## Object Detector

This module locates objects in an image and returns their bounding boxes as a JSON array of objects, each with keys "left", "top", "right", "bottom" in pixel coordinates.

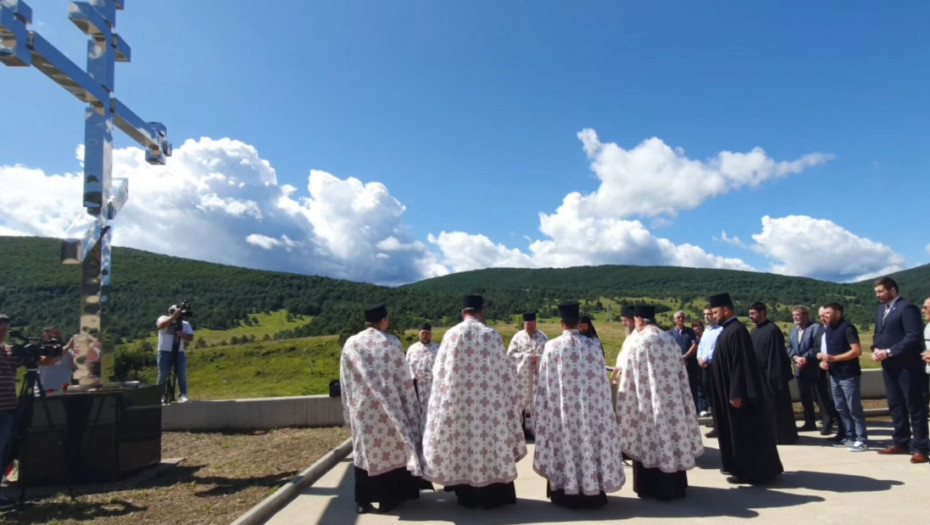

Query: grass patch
[{"left": 110, "top": 301, "right": 881, "bottom": 401}]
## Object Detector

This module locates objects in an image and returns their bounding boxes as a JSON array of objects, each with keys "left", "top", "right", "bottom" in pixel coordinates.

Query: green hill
[
  {"left": 3, "top": 235, "right": 928, "bottom": 343},
  {"left": 0, "top": 236, "right": 391, "bottom": 340}
]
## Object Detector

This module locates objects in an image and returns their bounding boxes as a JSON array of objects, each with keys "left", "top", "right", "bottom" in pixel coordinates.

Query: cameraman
[
  {"left": 0, "top": 315, "right": 23, "bottom": 509},
  {"left": 38, "top": 326, "right": 76, "bottom": 393},
  {"left": 156, "top": 305, "right": 194, "bottom": 403}
]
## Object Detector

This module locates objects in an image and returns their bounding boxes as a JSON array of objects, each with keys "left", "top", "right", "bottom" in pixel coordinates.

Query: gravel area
[{"left": 0, "top": 427, "right": 349, "bottom": 524}]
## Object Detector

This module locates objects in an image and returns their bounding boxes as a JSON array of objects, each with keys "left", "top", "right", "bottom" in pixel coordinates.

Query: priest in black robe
[
  {"left": 707, "top": 293, "right": 783, "bottom": 485},
  {"left": 748, "top": 302, "right": 799, "bottom": 444}
]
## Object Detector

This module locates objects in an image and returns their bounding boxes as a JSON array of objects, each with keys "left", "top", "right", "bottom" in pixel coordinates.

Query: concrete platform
[{"left": 264, "top": 420, "right": 928, "bottom": 525}]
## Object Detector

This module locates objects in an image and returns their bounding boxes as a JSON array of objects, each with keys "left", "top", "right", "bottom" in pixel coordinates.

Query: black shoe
[
  {"left": 820, "top": 419, "right": 836, "bottom": 436},
  {"left": 720, "top": 469, "right": 731, "bottom": 475},
  {"left": 726, "top": 475, "right": 749, "bottom": 484},
  {"left": 377, "top": 499, "right": 402, "bottom": 513},
  {"left": 798, "top": 423, "right": 817, "bottom": 432},
  {"left": 830, "top": 432, "right": 847, "bottom": 443},
  {"left": 705, "top": 429, "right": 718, "bottom": 438},
  {"left": 0, "top": 497, "right": 15, "bottom": 512},
  {"left": 357, "top": 503, "right": 375, "bottom": 514}
]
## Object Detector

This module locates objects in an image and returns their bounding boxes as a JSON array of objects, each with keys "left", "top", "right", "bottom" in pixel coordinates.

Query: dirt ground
[{"left": 0, "top": 427, "right": 349, "bottom": 525}]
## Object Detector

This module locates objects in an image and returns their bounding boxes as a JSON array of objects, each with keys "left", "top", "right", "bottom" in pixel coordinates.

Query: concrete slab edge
[{"left": 230, "top": 437, "right": 353, "bottom": 525}]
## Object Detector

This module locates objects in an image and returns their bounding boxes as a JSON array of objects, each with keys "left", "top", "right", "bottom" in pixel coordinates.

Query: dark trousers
[
  {"left": 883, "top": 365, "right": 930, "bottom": 454},
  {"left": 687, "top": 364, "right": 708, "bottom": 413},
  {"left": 702, "top": 367, "right": 717, "bottom": 429},
  {"left": 797, "top": 373, "right": 838, "bottom": 427}
]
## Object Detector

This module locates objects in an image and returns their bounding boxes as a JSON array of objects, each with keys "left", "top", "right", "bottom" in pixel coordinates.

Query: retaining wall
[{"left": 162, "top": 369, "right": 889, "bottom": 431}]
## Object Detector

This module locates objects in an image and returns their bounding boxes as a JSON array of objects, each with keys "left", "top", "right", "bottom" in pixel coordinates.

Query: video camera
[
  {"left": 173, "top": 300, "right": 194, "bottom": 320},
  {"left": 8, "top": 330, "right": 64, "bottom": 363}
]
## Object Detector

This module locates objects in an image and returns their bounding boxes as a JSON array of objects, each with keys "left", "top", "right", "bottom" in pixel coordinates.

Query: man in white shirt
[
  {"left": 156, "top": 305, "right": 194, "bottom": 403},
  {"left": 38, "top": 326, "right": 76, "bottom": 392},
  {"left": 697, "top": 305, "right": 723, "bottom": 437}
]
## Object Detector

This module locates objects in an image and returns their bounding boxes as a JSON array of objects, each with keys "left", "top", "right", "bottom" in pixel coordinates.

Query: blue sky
[{"left": 1, "top": 0, "right": 927, "bottom": 285}]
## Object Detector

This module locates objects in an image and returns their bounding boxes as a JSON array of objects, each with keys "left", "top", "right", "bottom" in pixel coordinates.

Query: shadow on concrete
[
  {"left": 390, "top": 486, "right": 824, "bottom": 524},
  {"left": 304, "top": 459, "right": 358, "bottom": 525},
  {"left": 302, "top": 458, "right": 831, "bottom": 525},
  {"left": 777, "top": 471, "right": 902, "bottom": 493}
]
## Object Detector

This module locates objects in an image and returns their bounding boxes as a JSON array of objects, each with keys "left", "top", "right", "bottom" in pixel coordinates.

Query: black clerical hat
[
  {"left": 364, "top": 303, "right": 388, "bottom": 322},
  {"left": 634, "top": 305, "right": 656, "bottom": 320},
  {"left": 418, "top": 322, "right": 432, "bottom": 331},
  {"left": 558, "top": 302, "right": 580, "bottom": 321},
  {"left": 621, "top": 305, "right": 635, "bottom": 318},
  {"left": 709, "top": 293, "right": 734, "bottom": 309},
  {"left": 463, "top": 294, "right": 484, "bottom": 310},
  {"left": 522, "top": 311, "right": 537, "bottom": 321}
]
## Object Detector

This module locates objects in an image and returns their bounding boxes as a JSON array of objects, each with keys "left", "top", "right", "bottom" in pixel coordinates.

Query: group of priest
[
  {"left": 339, "top": 293, "right": 746, "bottom": 514},
  {"left": 339, "top": 277, "right": 930, "bottom": 514}
]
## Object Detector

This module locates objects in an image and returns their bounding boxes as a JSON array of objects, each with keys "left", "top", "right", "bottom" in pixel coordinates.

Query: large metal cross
[{"left": 1, "top": 0, "right": 171, "bottom": 385}]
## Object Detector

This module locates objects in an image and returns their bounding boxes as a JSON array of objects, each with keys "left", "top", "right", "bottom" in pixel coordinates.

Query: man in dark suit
[
  {"left": 871, "top": 277, "right": 928, "bottom": 463},
  {"left": 788, "top": 305, "right": 839, "bottom": 434}
]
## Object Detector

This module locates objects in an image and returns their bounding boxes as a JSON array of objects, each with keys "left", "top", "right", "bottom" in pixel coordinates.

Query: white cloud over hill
[{"left": 1, "top": 131, "right": 900, "bottom": 284}]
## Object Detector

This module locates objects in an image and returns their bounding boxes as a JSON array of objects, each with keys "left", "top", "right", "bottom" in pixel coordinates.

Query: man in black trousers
[
  {"left": 788, "top": 305, "right": 839, "bottom": 435},
  {"left": 871, "top": 277, "right": 928, "bottom": 464}
]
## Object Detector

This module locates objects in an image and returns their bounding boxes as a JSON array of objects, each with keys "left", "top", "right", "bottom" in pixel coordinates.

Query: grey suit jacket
[{"left": 787, "top": 322, "right": 823, "bottom": 380}]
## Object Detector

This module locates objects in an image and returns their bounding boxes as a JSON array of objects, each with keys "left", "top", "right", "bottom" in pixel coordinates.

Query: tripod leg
[
  {"left": 16, "top": 373, "right": 76, "bottom": 503},
  {"left": 34, "top": 379, "right": 75, "bottom": 500}
]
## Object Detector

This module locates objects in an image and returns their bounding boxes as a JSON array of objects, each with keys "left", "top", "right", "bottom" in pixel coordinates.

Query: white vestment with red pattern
[
  {"left": 616, "top": 325, "right": 704, "bottom": 472},
  {"left": 615, "top": 330, "right": 639, "bottom": 371},
  {"left": 340, "top": 327, "right": 423, "bottom": 476},
  {"left": 422, "top": 316, "right": 527, "bottom": 486},
  {"left": 507, "top": 328, "right": 549, "bottom": 427},
  {"left": 533, "top": 329, "right": 626, "bottom": 495},
  {"left": 405, "top": 341, "right": 439, "bottom": 432}
]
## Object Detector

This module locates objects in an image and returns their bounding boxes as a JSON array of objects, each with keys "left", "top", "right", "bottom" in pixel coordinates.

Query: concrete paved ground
[{"left": 266, "top": 421, "right": 928, "bottom": 525}]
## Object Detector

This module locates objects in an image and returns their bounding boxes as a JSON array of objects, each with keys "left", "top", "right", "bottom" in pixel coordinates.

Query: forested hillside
[{"left": 2, "top": 236, "right": 928, "bottom": 342}]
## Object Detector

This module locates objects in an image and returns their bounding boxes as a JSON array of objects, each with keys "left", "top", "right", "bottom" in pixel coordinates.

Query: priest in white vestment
[
  {"left": 533, "top": 302, "right": 626, "bottom": 508},
  {"left": 406, "top": 322, "right": 439, "bottom": 434},
  {"left": 610, "top": 305, "right": 639, "bottom": 392},
  {"left": 507, "top": 311, "right": 549, "bottom": 438},
  {"left": 617, "top": 305, "right": 704, "bottom": 500},
  {"left": 422, "top": 294, "right": 527, "bottom": 509},
  {"left": 340, "top": 304, "right": 424, "bottom": 514}
]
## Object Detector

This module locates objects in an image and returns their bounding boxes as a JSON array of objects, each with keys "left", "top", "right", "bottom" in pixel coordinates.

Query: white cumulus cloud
[
  {"left": 0, "top": 137, "right": 445, "bottom": 285},
  {"left": 750, "top": 215, "right": 905, "bottom": 282},
  {"left": 576, "top": 129, "right": 834, "bottom": 218},
  {"left": 426, "top": 129, "right": 838, "bottom": 275}
]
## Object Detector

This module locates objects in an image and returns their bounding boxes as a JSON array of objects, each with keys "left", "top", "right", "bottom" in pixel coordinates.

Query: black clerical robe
[
  {"left": 751, "top": 320, "right": 799, "bottom": 444},
  {"left": 708, "top": 317, "right": 783, "bottom": 483}
]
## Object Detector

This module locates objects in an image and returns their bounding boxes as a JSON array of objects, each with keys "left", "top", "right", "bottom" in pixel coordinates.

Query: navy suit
[
  {"left": 788, "top": 322, "right": 838, "bottom": 428},
  {"left": 874, "top": 297, "right": 928, "bottom": 453}
]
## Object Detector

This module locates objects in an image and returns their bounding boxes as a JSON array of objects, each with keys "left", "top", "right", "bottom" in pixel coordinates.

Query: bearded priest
[
  {"left": 340, "top": 304, "right": 425, "bottom": 514},
  {"left": 422, "top": 294, "right": 527, "bottom": 509},
  {"left": 617, "top": 305, "right": 704, "bottom": 500},
  {"left": 533, "top": 302, "right": 626, "bottom": 508}
]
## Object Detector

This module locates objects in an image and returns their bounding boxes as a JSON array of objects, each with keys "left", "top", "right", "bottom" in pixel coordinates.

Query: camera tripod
[{"left": 12, "top": 365, "right": 75, "bottom": 506}]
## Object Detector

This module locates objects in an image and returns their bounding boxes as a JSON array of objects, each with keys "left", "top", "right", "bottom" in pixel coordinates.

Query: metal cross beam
[{"left": 2, "top": 0, "right": 171, "bottom": 385}]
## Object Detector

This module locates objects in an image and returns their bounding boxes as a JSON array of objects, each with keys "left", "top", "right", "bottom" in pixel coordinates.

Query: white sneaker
[
  {"left": 699, "top": 410, "right": 711, "bottom": 417},
  {"left": 848, "top": 441, "right": 868, "bottom": 452},
  {"left": 178, "top": 395, "right": 189, "bottom": 403}
]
